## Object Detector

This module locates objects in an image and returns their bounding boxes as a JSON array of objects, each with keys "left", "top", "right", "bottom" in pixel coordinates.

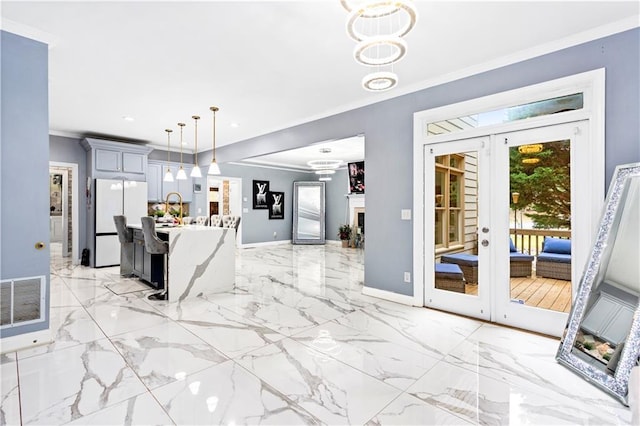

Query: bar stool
[
  {"left": 141, "top": 216, "right": 169, "bottom": 301},
  {"left": 210, "top": 215, "right": 222, "bottom": 227},
  {"left": 113, "top": 215, "right": 134, "bottom": 277}
]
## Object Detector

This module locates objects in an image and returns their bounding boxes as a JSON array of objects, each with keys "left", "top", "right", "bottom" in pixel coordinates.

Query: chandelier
[{"left": 341, "top": 0, "right": 418, "bottom": 91}]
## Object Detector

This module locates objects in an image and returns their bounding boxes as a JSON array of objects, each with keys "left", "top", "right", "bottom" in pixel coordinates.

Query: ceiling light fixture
[
  {"left": 191, "top": 115, "right": 202, "bottom": 178},
  {"left": 307, "top": 159, "right": 343, "bottom": 169},
  {"left": 315, "top": 170, "right": 336, "bottom": 175},
  {"left": 176, "top": 122, "right": 187, "bottom": 180},
  {"left": 341, "top": 0, "right": 418, "bottom": 92},
  {"left": 163, "top": 129, "right": 174, "bottom": 182},
  {"left": 208, "top": 106, "right": 221, "bottom": 175},
  {"left": 319, "top": 177, "right": 332, "bottom": 181}
]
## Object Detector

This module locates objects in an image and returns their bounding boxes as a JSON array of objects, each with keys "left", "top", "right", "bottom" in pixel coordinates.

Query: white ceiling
[{"left": 1, "top": 1, "right": 638, "bottom": 168}]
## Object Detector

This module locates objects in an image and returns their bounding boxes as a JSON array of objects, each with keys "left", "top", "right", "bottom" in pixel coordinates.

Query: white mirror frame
[
  {"left": 556, "top": 162, "right": 640, "bottom": 406},
  {"left": 292, "top": 181, "right": 326, "bottom": 245}
]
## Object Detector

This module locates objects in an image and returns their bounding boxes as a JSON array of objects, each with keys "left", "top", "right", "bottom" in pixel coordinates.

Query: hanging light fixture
[
  {"left": 341, "top": 0, "right": 418, "bottom": 92},
  {"left": 163, "top": 129, "right": 174, "bottom": 182},
  {"left": 176, "top": 122, "right": 187, "bottom": 180},
  {"left": 191, "top": 115, "right": 202, "bottom": 178},
  {"left": 208, "top": 106, "right": 221, "bottom": 175}
]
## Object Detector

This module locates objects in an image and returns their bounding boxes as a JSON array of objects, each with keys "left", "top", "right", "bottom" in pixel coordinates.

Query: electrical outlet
[
  {"left": 404, "top": 272, "right": 411, "bottom": 283},
  {"left": 273, "top": 231, "right": 277, "bottom": 238}
]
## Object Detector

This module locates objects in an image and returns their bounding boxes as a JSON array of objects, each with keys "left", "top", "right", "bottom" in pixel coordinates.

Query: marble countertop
[{"left": 128, "top": 224, "right": 224, "bottom": 234}]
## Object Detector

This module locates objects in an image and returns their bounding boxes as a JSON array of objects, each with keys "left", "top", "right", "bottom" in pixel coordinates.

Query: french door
[{"left": 423, "top": 121, "right": 592, "bottom": 336}]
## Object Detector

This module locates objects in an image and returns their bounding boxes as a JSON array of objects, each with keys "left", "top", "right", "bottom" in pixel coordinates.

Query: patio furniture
[
  {"left": 435, "top": 263, "right": 466, "bottom": 293},
  {"left": 536, "top": 237, "right": 571, "bottom": 281},
  {"left": 509, "top": 239, "right": 534, "bottom": 277},
  {"left": 441, "top": 253, "right": 478, "bottom": 284}
]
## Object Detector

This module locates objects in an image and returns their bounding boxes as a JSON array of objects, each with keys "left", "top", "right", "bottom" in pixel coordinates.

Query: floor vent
[{"left": 0, "top": 276, "right": 46, "bottom": 328}]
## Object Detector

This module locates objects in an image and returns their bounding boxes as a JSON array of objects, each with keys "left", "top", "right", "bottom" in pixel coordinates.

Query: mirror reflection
[
  {"left": 557, "top": 163, "right": 640, "bottom": 405},
  {"left": 292, "top": 182, "right": 326, "bottom": 244}
]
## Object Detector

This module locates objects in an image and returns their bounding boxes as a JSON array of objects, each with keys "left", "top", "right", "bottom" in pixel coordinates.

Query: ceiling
[{"left": 1, "top": 1, "right": 638, "bottom": 169}]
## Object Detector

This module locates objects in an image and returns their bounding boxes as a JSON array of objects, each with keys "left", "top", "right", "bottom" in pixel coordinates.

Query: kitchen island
[{"left": 129, "top": 224, "right": 236, "bottom": 302}]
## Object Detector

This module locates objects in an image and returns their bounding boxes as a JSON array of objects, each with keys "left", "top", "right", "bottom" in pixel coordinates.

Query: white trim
[
  {"left": 362, "top": 286, "right": 418, "bottom": 306},
  {"left": 0, "top": 329, "right": 52, "bottom": 354},
  {"left": 239, "top": 240, "right": 292, "bottom": 249},
  {"left": 50, "top": 161, "right": 80, "bottom": 264},
  {"left": 227, "top": 161, "right": 316, "bottom": 174}
]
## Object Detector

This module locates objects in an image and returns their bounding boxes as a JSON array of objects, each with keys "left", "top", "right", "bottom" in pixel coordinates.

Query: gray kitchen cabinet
[
  {"left": 95, "top": 148, "right": 145, "bottom": 174},
  {"left": 147, "top": 163, "right": 162, "bottom": 202},
  {"left": 161, "top": 163, "right": 193, "bottom": 203}
]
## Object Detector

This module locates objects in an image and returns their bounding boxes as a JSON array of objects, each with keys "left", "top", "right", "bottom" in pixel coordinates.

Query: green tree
[{"left": 509, "top": 140, "right": 571, "bottom": 229}]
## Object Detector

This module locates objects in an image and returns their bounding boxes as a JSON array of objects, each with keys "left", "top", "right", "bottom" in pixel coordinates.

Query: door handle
[
  {"left": 35, "top": 242, "right": 46, "bottom": 250},
  {"left": 481, "top": 239, "right": 489, "bottom": 247}
]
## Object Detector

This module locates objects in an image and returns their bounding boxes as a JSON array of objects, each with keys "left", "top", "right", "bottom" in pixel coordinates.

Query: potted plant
[{"left": 338, "top": 224, "right": 352, "bottom": 248}]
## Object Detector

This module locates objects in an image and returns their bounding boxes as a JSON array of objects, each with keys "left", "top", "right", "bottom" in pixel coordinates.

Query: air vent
[{"left": 0, "top": 276, "right": 45, "bottom": 328}]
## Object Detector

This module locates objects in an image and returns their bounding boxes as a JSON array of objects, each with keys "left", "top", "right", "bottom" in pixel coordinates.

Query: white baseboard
[
  {"left": 240, "top": 240, "right": 292, "bottom": 249},
  {"left": 0, "top": 328, "right": 52, "bottom": 354},
  {"left": 362, "top": 286, "right": 420, "bottom": 306}
]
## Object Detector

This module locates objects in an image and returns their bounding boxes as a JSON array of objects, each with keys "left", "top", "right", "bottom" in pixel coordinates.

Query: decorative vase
[{"left": 341, "top": 240, "right": 348, "bottom": 248}]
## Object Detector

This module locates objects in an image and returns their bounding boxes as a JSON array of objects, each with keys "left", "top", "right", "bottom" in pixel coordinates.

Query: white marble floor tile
[
  {"left": 152, "top": 360, "right": 321, "bottom": 425},
  {"left": 18, "top": 339, "right": 146, "bottom": 425},
  {"left": 17, "top": 305, "right": 107, "bottom": 359},
  {"left": 66, "top": 392, "right": 173, "bottom": 425},
  {"left": 293, "top": 321, "right": 440, "bottom": 390},
  {"left": 110, "top": 321, "right": 228, "bottom": 389},
  {"left": 236, "top": 337, "right": 402, "bottom": 425},
  {"left": 155, "top": 297, "right": 284, "bottom": 358},
  {"left": 84, "top": 296, "right": 170, "bottom": 337},
  {"left": 407, "top": 360, "right": 624, "bottom": 425},
  {"left": 104, "top": 277, "right": 151, "bottom": 295},
  {"left": 335, "top": 304, "right": 482, "bottom": 360},
  {"left": 1, "top": 359, "right": 21, "bottom": 426},
  {"left": 444, "top": 332, "right": 630, "bottom": 423},
  {"left": 366, "top": 393, "right": 472, "bottom": 425}
]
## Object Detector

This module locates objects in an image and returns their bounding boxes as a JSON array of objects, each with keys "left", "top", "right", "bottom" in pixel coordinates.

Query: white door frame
[
  {"left": 413, "top": 70, "right": 605, "bottom": 322},
  {"left": 49, "top": 161, "right": 79, "bottom": 265},
  {"left": 207, "top": 175, "right": 243, "bottom": 245}
]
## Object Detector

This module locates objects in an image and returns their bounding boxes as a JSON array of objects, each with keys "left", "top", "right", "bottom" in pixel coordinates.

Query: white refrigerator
[{"left": 95, "top": 179, "right": 148, "bottom": 267}]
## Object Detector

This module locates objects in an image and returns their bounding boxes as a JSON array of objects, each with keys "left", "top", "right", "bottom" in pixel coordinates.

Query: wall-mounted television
[{"left": 348, "top": 161, "right": 364, "bottom": 194}]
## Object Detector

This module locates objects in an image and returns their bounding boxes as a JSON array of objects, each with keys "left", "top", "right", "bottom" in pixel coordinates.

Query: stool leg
[{"left": 148, "top": 253, "right": 169, "bottom": 301}]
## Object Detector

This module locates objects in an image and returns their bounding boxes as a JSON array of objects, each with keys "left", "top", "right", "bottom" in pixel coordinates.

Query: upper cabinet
[
  {"left": 148, "top": 160, "right": 193, "bottom": 203},
  {"left": 82, "top": 138, "right": 153, "bottom": 180}
]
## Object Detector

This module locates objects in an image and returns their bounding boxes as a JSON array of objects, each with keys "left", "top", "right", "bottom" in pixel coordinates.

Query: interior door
[{"left": 424, "top": 136, "right": 491, "bottom": 320}]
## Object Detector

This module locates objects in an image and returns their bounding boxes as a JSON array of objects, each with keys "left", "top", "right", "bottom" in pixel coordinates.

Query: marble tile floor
[{"left": 0, "top": 243, "right": 631, "bottom": 425}]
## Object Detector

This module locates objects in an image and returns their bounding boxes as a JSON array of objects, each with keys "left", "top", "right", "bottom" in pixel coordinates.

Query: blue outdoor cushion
[
  {"left": 441, "top": 253, "right": 478, "bottom": 266},
  {"left": 537, "top": 252, "right": 571, "bottom": 264},
  {"left": 510, "top": 252, "right": 534, "bottom": 262},
  {"left": 542, "top": 237, "right": 571, "bottom": 254},
  {"left": 509, "top": 239, "right": 517, "bottom": 252},
  {"left": 435, "top": 263, "right": 464, "bottom": 279}
]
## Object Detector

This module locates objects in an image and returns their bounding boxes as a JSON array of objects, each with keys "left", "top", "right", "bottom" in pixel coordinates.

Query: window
[{"left": 435, "top": 154, "right": 465, "bottom": 250}]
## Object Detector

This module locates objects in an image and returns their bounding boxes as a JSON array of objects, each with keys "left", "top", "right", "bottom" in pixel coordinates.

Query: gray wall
[
  {"left": 204, "top": 28, "right": 640, "bottom": 296},
  {"left": 1, "top": 31, "right": 50, "bottom": 338},
  {"left": 49, "top": 135, "right": 87, "bottom": 255},
  {"left": 325, "top": 169, "right": 350, "bottom": 241},
  {"left": 191, "top": 163, "right": 311, "bottom": 244}
]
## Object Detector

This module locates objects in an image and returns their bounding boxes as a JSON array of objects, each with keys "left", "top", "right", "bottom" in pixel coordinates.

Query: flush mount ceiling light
[
  {"left": 163, "top": 129, "right": 174, "bottom": 182},
  {"left": 315, "top": 169, "right": 336, "bottom": 175},
  {"left": 362, "top": 71, "right": 398, "bottom": 91},
  {"left": 307, "top": 159, "right": 343, "bottom": 169},
  {"left": 208, "top": 106, "right": 221, "bottom": 175},
  {"left": 354, "top": 35, "right": 407, "bottom": 66},
  {"left": 319, "top": 177, "right": 332, "bottom": 181},
  {"left": 319, "top": 147, "right": 332, "bottom": 154},
  {"left": 191, "top": 115, "right": 202, "bottom": 178},
  {"left": 175, "top": 122, "right": 187, "bottom": 180}
]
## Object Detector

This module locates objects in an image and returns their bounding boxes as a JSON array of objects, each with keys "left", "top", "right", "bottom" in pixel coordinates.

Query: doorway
[
  {"left": 423, "top": 122, "right": 594, "bottom": 336},
  {"left": 207, "top": 176, "right": 242, "bottom": 242},
  {"left": 49, "top": 162, "right": 79, "bottom": 264}
]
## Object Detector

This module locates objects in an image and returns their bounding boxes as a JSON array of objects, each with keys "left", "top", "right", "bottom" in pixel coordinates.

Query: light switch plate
[{"left": 401, "top": 209, "right": 412, "bottom": 220}]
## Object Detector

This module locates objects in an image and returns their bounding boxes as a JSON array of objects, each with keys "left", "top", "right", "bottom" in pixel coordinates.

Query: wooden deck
[{"left": 463, "top": 275, "right": 572, "bottom": 313}]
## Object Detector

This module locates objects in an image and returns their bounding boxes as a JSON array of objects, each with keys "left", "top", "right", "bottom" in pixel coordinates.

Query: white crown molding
[
  {"left": 227, "top": 161, "right": 315, "bottom": 174},
  {"left": 0, "top": 18, "right": 59, "bottom": 48}
]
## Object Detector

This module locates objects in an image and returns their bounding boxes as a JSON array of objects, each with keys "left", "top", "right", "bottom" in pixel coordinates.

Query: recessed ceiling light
[
  {"left": 231, "top": 122, "right": 240, "bottom": 128},
  {"left": 319, "top": 147, "right": 331, "bottom": 153},
  {"left": 122, "top": 115, "right": 134, "bottom": 122}
]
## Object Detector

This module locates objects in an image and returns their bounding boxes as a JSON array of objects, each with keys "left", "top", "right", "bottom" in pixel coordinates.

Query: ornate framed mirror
[
  {"left": 292, "top": 181, "right": 326, "bottom": 245},
  {"left": 556, "top": 162, "right": 640, "bottom": 405}
]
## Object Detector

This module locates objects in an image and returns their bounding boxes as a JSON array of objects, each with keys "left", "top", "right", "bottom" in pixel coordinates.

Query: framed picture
[
  {"left": 268, "top": 191, "right": 284, "bottom": 220},
  {"left": 253, "top": 180, "right": 270, "bottom": 209},
  {"left": 193, "top": 183, "right": 202, "bottom": 193},
  {"left": 348, "top": 161, "right": 365, "bottom": 194}
]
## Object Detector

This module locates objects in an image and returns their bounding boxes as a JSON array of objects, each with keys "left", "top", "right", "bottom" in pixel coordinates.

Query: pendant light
[
  {"left": 208, "top": 106, "right": 221, "bottom": 175},
  {"left": 190, "top": 115, "right": 202, "bottom": 178},
  {"left": 176, "top": 122, "right": 187, "bottom": 180},
  {"left": 163, "top": 129, "right": 174, "bottom": 182}
]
